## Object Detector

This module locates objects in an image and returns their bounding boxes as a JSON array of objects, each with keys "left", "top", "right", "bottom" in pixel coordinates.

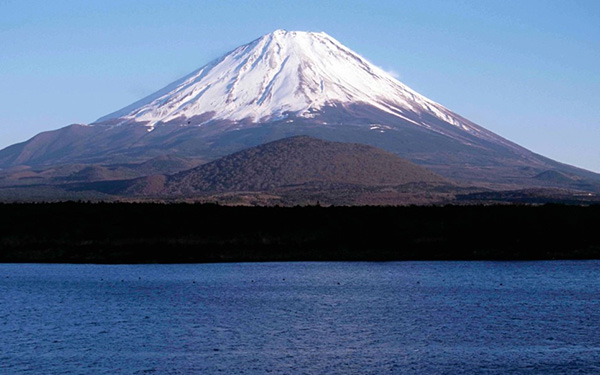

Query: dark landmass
[
  {"left": 457, "top": 188, "right": 600, "bottom": 205},
  {"left": 160, "top": 135, "right": 447, "bottom": 193},
  {"left": 0, "top": 136, "right": 458, "bottom": 205},
  {"left": 1, "top": 202, "right": 599, "bottom": 263},
  {"left": 58, "top": 136, "right": 451, "bottom": 197},
  {"left": 2, "top": 136, "right": 598, "bottom": 206}
]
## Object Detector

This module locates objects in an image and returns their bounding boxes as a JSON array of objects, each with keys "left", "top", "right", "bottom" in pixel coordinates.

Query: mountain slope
[
  {"left": 95, "top": 30, "right": 513, "bottom": 151},
  {"left": 95, "top": 30, "right": 498, "bottom": 142},
  {"left": 1, "top": 30, "right": 598, "bottom": 191},
  {"left": 165, "top": 136, "right": 446, "bottom": 193},
  {"left": 110, "top": 136, "right": 447, "bottom": 197}
]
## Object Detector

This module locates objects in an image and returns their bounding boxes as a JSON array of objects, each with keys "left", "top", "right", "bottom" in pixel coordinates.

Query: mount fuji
[
  {"left": 97, "top": 30, "right": 489, "bottom": 136},
  {"left": 1, "top": 29, "right": 598, "bottom": 192}
]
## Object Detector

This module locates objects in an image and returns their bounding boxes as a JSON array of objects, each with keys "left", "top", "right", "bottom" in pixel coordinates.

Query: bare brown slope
[
  {"left": 60, "top": 155, "right": 200, "bottom": 182},
  {"left": 150, "top": 136, "right": 447, "bottom": 195}
]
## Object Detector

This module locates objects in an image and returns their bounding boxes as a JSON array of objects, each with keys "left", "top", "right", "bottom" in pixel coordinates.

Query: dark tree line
[{"left": 0, "top": 202, "right": 599, "bottom": 263}]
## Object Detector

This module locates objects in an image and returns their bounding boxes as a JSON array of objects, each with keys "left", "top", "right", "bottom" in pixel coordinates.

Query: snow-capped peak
[{"left": 96, "top": 30, "right": 468, "bottom": 133}]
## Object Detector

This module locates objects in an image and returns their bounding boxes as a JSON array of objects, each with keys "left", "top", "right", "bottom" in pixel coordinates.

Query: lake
[{"left": 1, "top": 261, "right": 599, "bottom": 374}]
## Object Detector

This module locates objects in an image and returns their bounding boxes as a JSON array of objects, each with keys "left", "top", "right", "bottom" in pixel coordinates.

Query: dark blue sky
[{"left": 1, "top": 0, "right": 599, "bottom": 171}]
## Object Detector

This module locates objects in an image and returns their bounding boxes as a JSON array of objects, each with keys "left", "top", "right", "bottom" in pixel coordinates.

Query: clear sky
[{"left": 1, "top": 0, "right": 599, "bottom": 172}]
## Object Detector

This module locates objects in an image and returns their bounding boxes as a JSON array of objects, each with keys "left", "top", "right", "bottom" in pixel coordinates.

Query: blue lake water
[{"left": 1, "top": 261, "right": 600, "bottom": 374}]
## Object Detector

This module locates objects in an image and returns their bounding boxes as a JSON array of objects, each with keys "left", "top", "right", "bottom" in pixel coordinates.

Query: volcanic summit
[{"left": 1, "top": 30, "right": 599, "bottom": 193}]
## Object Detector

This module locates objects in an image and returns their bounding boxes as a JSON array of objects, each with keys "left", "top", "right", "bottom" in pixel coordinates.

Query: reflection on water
[{"left": 1, "top": 261, "right": 600, "bottom": 374}]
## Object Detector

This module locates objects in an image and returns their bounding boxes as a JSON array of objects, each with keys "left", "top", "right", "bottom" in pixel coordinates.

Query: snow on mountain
[
  {"left": 96, "top": 30, "right": 484, "bottom": 138},
  {"left": 3, "top": 29, "right": 600, "bottom": 191}
]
